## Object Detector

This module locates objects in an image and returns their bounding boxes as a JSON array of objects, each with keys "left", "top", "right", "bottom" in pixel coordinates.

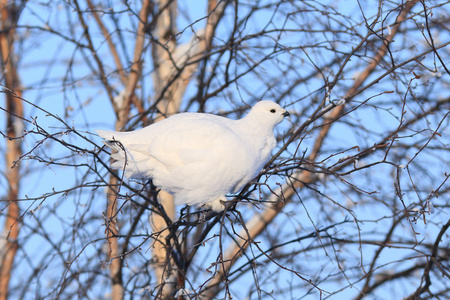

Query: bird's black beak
[{"left": 282, "top": 111, "right": 290, "bottom": 117}]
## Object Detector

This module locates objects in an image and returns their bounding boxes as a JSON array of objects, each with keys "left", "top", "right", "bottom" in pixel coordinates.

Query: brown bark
[
  {"left": 0, "top": 1, "right": 22, "bottom": 299},
  {"left": 105, "top": 179, "right": 123, "bottom": 300}
]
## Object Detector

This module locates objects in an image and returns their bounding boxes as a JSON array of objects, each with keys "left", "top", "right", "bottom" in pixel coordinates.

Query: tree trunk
[
  {"left": 149, "top": 1, "right": 226, "bottom": 297},
  {"left": 0, "top": 1, "right": 22, "bottom": 298}
]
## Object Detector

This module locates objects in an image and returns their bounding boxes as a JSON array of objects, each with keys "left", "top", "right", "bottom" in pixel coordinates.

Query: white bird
[{"left": 97, "top": 100, "right": 289, "bottom": 212}]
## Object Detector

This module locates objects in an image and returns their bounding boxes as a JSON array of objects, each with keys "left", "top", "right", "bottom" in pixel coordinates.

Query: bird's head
[{"left": 246, "top": 100, "right": 290, "bottom": 128}]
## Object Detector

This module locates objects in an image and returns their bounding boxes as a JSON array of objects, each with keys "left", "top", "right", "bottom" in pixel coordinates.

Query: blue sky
[{"left": 1, "top": 1, "right": 449, "bottom": 299}]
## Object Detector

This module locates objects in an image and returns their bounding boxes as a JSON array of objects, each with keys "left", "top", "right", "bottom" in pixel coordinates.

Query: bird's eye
[{"left": 270, "top": 109, "right": 276, "bottom": 113}]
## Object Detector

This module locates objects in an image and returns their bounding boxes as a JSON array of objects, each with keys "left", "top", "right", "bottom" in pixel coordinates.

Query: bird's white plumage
[{"left": 97, "top": 100, "right": 289, "bottom": 211}]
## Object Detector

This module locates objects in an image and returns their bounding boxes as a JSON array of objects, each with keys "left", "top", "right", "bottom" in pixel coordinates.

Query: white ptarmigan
[{"left": 97, "top": 100, "right": 289, "bottom": 211}]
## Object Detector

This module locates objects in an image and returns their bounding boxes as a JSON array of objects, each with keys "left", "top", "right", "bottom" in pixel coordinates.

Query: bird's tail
[{"left": 96, "top": 129, "right": 149, "bottom": 178}]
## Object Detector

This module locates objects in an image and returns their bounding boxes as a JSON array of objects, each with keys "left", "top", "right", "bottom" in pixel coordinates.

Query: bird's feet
[{"left": 203, "top": 197, "right": 227, "bottom": 212}]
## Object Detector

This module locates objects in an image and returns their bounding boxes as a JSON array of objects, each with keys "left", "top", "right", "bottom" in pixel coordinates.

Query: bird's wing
[
  {"left": 137, "top": 114, "right": 240, "bottom": 167},
  {"left": 97, "top": 114, "right": 244, "bottom": 181}
]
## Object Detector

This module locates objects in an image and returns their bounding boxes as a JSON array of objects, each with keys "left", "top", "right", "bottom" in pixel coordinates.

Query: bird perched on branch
[{"left": 97, "top": 100, "right": 289, "bottom": 212}]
